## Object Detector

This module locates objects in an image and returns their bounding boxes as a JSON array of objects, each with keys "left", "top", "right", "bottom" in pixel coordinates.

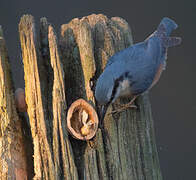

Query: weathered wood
[
  {"left": 0, "top": 26, "right": 27, "bottom": 179},
  {"left": 60, "top": 14, "right": 162, "bottom": 180},
  {"left": 0, "top": 13, "right": 162, "bottom": 179},
  {"left": 19, "top": 15, "right": 56, "bottom": 179},
  {"left": 19, "top": 15, "right": 78, "bottom": 179},
  {"left": 48, "top": 24, "right": 78, "bottom": 179}
]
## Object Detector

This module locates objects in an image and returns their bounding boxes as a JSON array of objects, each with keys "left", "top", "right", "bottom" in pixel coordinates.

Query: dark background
[{"left": 0, "top": 0, "right": 195, "bottom": 179}]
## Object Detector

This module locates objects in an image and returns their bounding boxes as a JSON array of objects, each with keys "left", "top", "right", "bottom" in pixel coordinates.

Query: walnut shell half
[{"left": 67, "top": 98, "right": 99, "bottom": 140}]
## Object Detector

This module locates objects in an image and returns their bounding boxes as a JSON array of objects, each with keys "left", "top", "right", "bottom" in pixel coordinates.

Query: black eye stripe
[
  {"left": 109, "top": 71, "right": 131, "bottom": 103},
  {"left": 109, "top": 78, "right": 120, "bottom": 104}
]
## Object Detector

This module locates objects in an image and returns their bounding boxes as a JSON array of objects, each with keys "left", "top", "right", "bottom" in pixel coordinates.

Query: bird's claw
[{"left": 109, "top": 103, "right": 137, "bottom": 115}]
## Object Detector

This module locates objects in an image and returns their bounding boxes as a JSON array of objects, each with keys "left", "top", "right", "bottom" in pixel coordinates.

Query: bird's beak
[{"left": 98, "top": 104, "right": 109, "bottom": 128}]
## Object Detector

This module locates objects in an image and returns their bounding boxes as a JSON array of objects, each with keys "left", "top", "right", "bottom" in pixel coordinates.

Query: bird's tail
[
  {"left": 158, "top": 17, "right": 178, "bottom": 36},
  {"left": 156, "top": 18, "right": 182, "bottom": 48}
]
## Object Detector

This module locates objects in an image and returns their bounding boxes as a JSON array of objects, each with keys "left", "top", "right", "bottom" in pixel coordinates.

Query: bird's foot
[
  {"left": 109, "top": 95, "right": 138, "bottom": 114},
  {"left": 110, "top": 103, "right": 137, "bottom": 114}
]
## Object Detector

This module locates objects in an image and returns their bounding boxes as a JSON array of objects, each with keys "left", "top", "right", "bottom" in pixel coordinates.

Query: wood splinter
[{"left": 67, "top": 98, "right": 98, "bottom": 140}]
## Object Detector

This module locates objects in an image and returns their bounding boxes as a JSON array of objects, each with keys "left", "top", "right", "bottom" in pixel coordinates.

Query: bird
[{"left": 95, "top": 17, "right": 182, "bottom": 124}]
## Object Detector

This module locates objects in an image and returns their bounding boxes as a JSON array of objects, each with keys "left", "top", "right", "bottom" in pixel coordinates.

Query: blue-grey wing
[
  {"left": 127, "top": 38, "right": 162, "bottom": 94},
  {"left": 105, "top": 45, "right": 135, "bottom": 68},
  {"left": 95, "top": 37, "right": 162, "bottom": 104},
  {"left": 106, "top": 38, "right": 162, "bottom": 95}
]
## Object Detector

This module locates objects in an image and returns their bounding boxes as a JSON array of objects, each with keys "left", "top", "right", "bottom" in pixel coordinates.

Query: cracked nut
[{"left": 67, "top": 98, "right": 98, "bottom": 140}]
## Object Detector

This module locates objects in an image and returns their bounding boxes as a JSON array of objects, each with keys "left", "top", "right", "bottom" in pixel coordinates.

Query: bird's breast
[{"left": 150, "top": 63, "right": 165, "bottom": 89}]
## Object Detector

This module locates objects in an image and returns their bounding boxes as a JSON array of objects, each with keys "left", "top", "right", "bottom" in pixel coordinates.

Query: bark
[{"left": 0, "top": 13, "right": 162, "bottom": 180}]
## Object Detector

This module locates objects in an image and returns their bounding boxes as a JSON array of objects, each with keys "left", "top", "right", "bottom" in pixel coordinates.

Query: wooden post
[
  {"left": 19, "top": 15, "right": 78, "bottom": 179},
  {"left": 0, "top": 27, "right": 27, "bottom": 179},
  {"left": 0, "top": 14, "right": 162, "bottom": 179},
  {"left": 59, "top": 14, "right": 162, "bottom": 180}
]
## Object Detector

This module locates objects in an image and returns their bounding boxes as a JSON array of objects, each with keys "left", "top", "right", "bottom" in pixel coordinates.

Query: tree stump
[{"left": 0, "top": 14, "right": 162, "bottom": 179}]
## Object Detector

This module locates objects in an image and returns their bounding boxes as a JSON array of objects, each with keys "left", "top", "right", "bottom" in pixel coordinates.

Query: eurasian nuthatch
[{"left": 95, "top": 17, "right": 182, "bottom": 123}]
